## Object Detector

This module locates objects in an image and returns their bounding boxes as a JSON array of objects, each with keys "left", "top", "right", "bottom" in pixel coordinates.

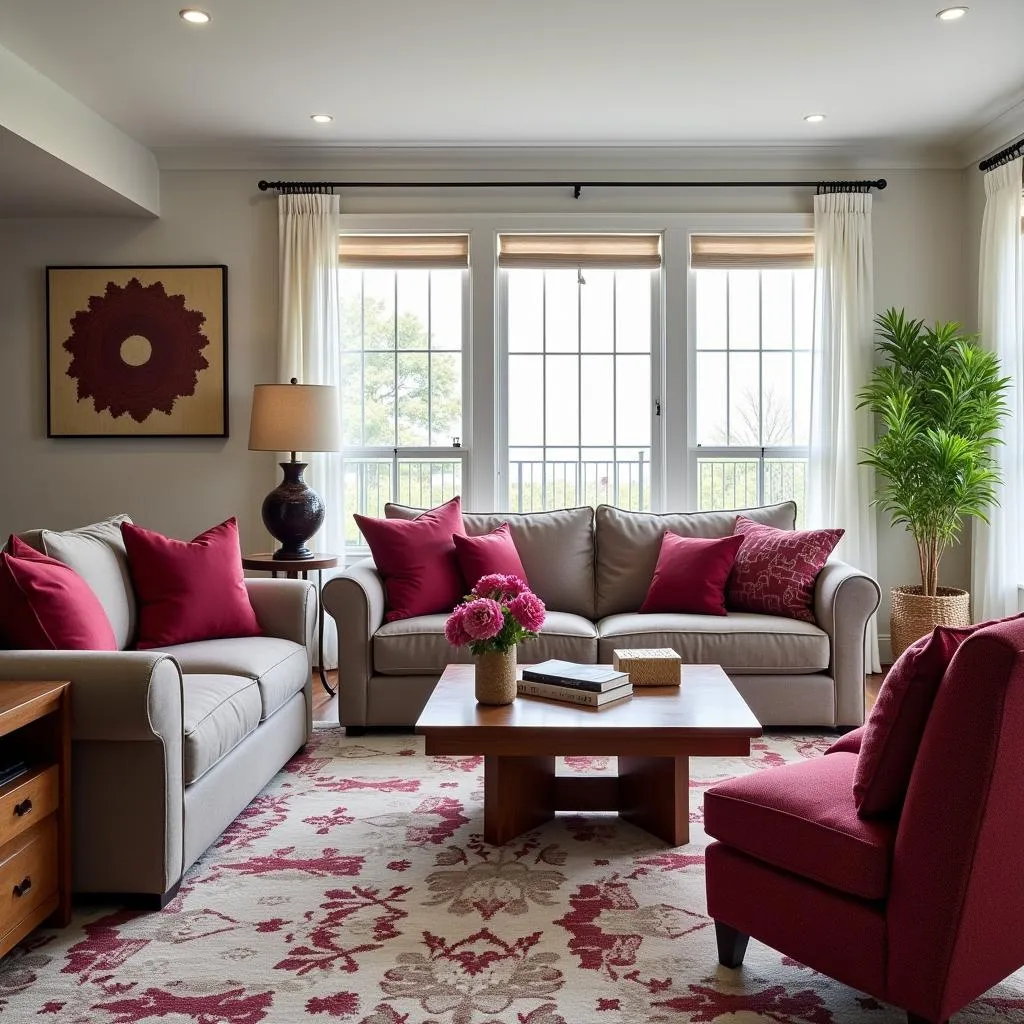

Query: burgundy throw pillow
[
  {"left": 0, "top": 534, "right": 118, "bottom": 650},
  {"left": 354, "top": 496, "right": 466, "bottom": 622},
  {"left": 640, "top": 531, "right": 744, "bottom": 615},
  {"left": 726, "top": 516, "right": 843, "bottom": 622},
  {"left": 121, "top": 518, "right": 261, "bottom": 649},
  {"left": 854, "top": 615, "right": 1022, "bottom": 817},
  {"left": 453, "top": 523, "right": 529, "bottom": 592}
]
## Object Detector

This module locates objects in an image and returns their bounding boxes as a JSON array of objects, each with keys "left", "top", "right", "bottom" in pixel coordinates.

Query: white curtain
[
  {"left": 278, "top": 192, "right": 343, "bottom": 669},
  {"left": 971, "top": 157, "right": 1024, "bottom": 623},
  {"left": 808, "top": 191, "right": 881, "bottom": 672}
]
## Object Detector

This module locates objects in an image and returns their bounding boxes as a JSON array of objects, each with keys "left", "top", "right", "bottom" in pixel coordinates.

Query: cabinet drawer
[
  {"left": 0, "top": 817, "right": 58, "bottom": 936},
  {"left": 0, "top": 766, "right": 59, "bottom": 848}
]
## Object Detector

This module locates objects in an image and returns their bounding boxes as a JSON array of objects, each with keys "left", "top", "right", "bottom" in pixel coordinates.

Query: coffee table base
[{"left": 483, "top": 754, "right": 689, "bottom": 846}]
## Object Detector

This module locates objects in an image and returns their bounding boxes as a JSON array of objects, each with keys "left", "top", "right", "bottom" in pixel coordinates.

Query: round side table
[{"left": 242, "top": 553, "right": 339, "bottom": 697}]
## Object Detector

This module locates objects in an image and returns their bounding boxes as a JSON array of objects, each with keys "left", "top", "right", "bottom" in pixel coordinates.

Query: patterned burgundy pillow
[{"left": 726, "top": 516, "right": 844, "bottom": 623}]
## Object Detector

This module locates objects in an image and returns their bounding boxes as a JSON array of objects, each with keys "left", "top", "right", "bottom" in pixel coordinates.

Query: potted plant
[
  {"left": 445, "top": 574, "right": 546, "bottom": 705},
  {"left": 858, "top": 307, "right": 1010, "bottom": 658}
]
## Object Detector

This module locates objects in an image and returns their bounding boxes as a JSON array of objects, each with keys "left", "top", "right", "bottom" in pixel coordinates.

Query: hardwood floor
[{"left": 313, "top": 670, "right": 888, "bottom": 727}]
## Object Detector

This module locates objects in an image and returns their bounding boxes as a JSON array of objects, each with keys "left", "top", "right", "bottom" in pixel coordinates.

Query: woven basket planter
[{"left": 890, "top": 585, "right": 970, "bottom": 660}]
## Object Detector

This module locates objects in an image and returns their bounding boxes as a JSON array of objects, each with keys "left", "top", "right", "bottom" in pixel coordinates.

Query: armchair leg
[
  {"left": 715, "top": 921, "right": 749, "bottom": 968},
  {"left": 907, "top": 1015, "right": 947, "bottom": 1024}
]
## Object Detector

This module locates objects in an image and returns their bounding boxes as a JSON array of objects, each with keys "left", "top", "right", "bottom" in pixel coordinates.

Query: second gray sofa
[{"left": 324, "top": 502, "right": 880, "bottom": 731}]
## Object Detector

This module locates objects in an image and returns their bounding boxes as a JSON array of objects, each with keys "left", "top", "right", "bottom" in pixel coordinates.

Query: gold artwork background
[{"left": 47, "top": 265, "right": 227, "bottom": 437}]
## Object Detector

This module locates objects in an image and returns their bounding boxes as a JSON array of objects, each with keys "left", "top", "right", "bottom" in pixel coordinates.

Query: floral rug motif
[{"left": 2, "top": 731, "right": 1022, "bottom": 1023}]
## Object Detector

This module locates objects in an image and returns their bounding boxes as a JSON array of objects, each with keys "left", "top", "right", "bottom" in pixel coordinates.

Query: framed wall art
[{"left": 46, "top": 264, "right": 228, "bottom": 437}]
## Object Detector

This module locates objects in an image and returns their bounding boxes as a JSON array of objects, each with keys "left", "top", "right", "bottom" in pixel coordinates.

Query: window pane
[
  {"left": 340, "top": 353, "right": 363, "bottom": 446},
  {"left": 695, "top": 269, "right": 727, "bottom": 350},
  {"left": 615, "top": 271, "right": 652, "bottom": 352},
  {"left": 695, "top": 351, "right": 727, "bottom": 445},
  {"left": 397, "top": 458, "right": 461, "bottom": 511},
  {"left": 363, "top": 270, "right": 396, "bottom": 349},
  {"left": 581, "top": 355, "right": 614, "bottom": 446},
  {"left": 794, "top": 270, "right": 814, "bottom": 350},
  {"left": 363, "top": 352, "right": 396, "bottom": 446},
  {"left": 794, "top": 351, "right": 812, "bottom": 446},
  {"left": 698, "top": 458, "right": 759, "bottom": 511},
  {"left": 508, "top": 269, "right": 543, "bottom": 352},
  {"left": 508, "top": 355, "right": 544, "bottom": 445},
  {"left": 396, "top": 353, "right": 429, "bottom": 446},
  {"left": 761, "top": 351, "right": 794, "bottom": 446},
  {"left": 545, "top": 270, "right": 579, "bottom": 352},
  {"left": 396, "top": 270, "right": 429, "bottom": 350},
  {"left": 343, "top": 458, "right": 393, "bottom": 544},
  {"left": 580, "top": 269, "right": 614, "bottom": 352},
  {"left": 764, "top": 459, "right": 807, "bottom": 526},
  {"left": 616, "top": 355, "right": 650, "bottom": 446},
  {"left": 728, "top": 270, "right": 759, "bottom": 350},
  {"left": 430, "top": 353, "right": 462, "bottom": 446},
  {"left": 545, "top": 355, "right": 579, "bottom": 445},
  {"left": 340, "top": 272, "right": 363, "bottom": 351},
  {"left": 728, "top": 352, "right": 760, "bottom": 445},
  {"left": 761, "top": 270, "right": 793, "bottom": 350},
  {"left": 429, "top": 271, "right": 462, "bottom": 350}
]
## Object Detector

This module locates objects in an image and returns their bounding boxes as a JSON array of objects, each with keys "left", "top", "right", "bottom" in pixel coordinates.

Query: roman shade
[
  {"left": 690, "top": 234, "right": 815, "bottom": 270},
  {"left": 498, "top": 233, "right": 662, "bottom": 269},
  {"left": 337, "top": 234, "right": 470, "bottom": 269}
]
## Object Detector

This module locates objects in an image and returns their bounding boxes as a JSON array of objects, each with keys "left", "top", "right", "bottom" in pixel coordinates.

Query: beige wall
[{"left": 0, "top": 165, "right": 974, "bottom": 655}]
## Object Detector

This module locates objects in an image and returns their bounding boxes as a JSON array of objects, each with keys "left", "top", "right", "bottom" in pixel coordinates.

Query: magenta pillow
[
  {"left": 726, "top": 516, "right": 843, "bottom": 622},
  {"left": 121, "top": 518, "right": 261, "bottom": 649},
  {"left": 453, "top": 523, "right": 529, "bottom": 592},
  {"left": 354, "top": 496, "right": 466, "bottom": 622},
  {"left": 640, "top": 532, "right": 744, "bottom": 615},
  {"left": 854, "top": 616, "right": 1022, "bottom": 817},
  {"left": 0, "top": 535, "right": 118, "bottom": 650}
]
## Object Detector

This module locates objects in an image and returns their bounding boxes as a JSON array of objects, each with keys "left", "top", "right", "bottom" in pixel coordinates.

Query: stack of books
[{"left": 517, "top": 660, "right": 633, "bottom": 707}]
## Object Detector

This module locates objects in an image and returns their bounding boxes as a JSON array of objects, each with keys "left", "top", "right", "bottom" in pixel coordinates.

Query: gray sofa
[
  {"left": 324, "top": 502, "right": 880, "bottom": 731},
  {"left": 0, "top": 516, "right": 316, "bottom": 907}
]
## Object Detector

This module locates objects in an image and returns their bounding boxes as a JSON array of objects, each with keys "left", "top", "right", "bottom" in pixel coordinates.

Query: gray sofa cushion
[
  {"left": 24, "top": 515, "right": 137, "bottom": 649},
  {"left": 182, "top": 673, "right": 262, "bottom": 784},
  {"left": 594, "top": 502, "right": 798, "bottom": 618},
  {"left": 156, "top": 636, "right": 308, "bottom": 720},
  {"left": 385, "top": 504, "right": 596, "bottom": 618},
  {"left": 597, "top": 611, "right": 828, "bottom": 674},
  {"left": 374, "top": 610, "right": 598, "bottom": 675}
]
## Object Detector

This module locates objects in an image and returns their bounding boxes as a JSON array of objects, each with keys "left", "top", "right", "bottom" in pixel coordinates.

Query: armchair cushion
[
  {"left": 156, "top": 636, "right": 308, "bottom": 720},
  {"left": 1, "top": 535, "right": 117, "bottom": 650},
  {"left": 704, "top": 752, "right": 897, "bottom": 900}
]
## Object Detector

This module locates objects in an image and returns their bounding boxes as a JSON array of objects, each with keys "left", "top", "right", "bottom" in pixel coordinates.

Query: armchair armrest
[
  {"left": 0, "top": 650, "right": 183, "bottom": 742},
  {"left": 322, "top": 558, "right": 386, "bottom": 728},
  {"left": 813, "top": 559, "right": 881, "bottom": 727},
  {"left": 245, "top": 577, "right": 317, "bottom": 652}
]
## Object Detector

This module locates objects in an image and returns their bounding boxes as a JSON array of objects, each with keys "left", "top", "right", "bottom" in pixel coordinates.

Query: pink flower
[
  {"left": 509, "top": 591, "right": 545, "bottom": 632},
  {"left": 444, "top": 606, "right": 473, "bottom": 647},
  {"left": 461, "top": 598, "right": 505, "bottom": 640},
  {"left": 472, "top": 573, "right": 529, "bottom": 599}
]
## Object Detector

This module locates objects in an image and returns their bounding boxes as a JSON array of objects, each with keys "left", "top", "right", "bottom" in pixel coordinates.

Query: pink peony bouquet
[{"left": 444, "top": 573, "right": 546, "bottom": 655}]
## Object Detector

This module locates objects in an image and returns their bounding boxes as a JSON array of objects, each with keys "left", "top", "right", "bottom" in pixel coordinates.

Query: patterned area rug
[{"left": 2, "top": 730, "right": 1023, "bottom": 1023}]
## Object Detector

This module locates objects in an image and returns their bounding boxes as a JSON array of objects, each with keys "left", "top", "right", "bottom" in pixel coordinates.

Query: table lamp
[{"left": 248, "top": 378, "right": 340, "bottom": 560}]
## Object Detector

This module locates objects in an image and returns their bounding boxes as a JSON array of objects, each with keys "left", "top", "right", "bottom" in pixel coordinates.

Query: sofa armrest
[
  {"left": 0, "top": 650, "right": 183, "bottom": 742},
  {"left": 245, "top": 577, "right": 317, "bottom": 652},
  {"left": 322, "top": 558, "right": 386, "bottom": 728},
  {"left": 0, "top": 650, "right": 185, "bottom": 897},
  {"left": 813, "top": 559, "right": 881, "bottom": 727}
]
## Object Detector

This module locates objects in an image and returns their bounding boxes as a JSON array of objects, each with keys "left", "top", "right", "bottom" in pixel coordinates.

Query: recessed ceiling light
[
  {"left": 310, "top": 113, "right": 334, "bottom": 124},
  {"left": 803, "top": 113, "right": 826, "bottom": 123},
  {"left": 936, "top": 6, "right": 968, "bottom": 19},
  {"left": 179, "top": 8, "right": 210, "bottom": 24}
]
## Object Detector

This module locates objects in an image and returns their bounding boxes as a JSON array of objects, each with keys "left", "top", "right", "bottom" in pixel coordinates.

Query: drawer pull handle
[
  {"left": 12, "top": 877, "right": 31, "bottom": 898},
  {"left": 13, "top": 798, "right": 32, "bottom": 817}
]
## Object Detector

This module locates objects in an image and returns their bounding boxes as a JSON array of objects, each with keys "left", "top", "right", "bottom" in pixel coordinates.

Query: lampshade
[{"left": 248, "top": 381, "right": 340, "bottom": 454}]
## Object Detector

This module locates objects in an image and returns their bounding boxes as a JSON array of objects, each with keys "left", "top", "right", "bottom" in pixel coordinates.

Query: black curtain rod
[
  {"left": 258, "top": 177, "right": 886, "bottom": 198},
  {"left": 978, "top": 137, "right": 1024, "bottom": 171}
]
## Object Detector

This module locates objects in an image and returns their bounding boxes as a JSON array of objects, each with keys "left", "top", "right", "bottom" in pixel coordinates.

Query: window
[
  {"left": 499, "top": 233, "right": 661, "bottom": 512},
  {"left": 338, "top": 235, "right": 469, "bottom": 551},
  {"left": 690, "top": 234, "right": 814, "bottom": 520}
]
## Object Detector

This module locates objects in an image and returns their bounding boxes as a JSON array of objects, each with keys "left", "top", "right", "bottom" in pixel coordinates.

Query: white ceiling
[{"left": 1, "top": 0, "right": 1023, "bottom": 154}]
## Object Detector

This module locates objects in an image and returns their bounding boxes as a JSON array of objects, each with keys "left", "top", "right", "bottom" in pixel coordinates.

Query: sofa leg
[
  {"left": 345, "top": 726, "right": 366, "bottom": 737},
  {"left": 907, "top": 1015, "right": 946, "bottom": 1024},
  {"left": 715, "top": 921, "right": 749, "bottom": 968},
  {"left": 76, "top": 880, "right": 181, "bottom": 912}
]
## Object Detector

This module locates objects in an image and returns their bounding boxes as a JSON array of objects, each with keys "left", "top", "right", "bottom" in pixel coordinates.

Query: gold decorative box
[{"left": 612, "top": 648, "right": 682, "bottom": 687}]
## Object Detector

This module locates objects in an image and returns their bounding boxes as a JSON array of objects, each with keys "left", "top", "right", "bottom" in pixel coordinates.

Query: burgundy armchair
[{"left": 703, "top": 616, "right": 1024, "bottom": 1024}]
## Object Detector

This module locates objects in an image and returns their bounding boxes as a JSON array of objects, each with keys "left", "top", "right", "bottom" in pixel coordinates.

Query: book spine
[
  {"left": 517, "top": 680, "right": 605, "bottom": 706},
  {"left": 520, "top": 670, "right": 606, "bottom": 692}
]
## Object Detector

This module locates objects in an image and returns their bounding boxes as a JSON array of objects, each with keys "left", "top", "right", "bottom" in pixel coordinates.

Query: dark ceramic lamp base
[{"left": 261, "top": 461, "right": 325, "bottom": 561}]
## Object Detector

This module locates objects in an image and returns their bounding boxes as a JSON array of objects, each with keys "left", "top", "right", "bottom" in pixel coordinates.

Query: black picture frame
[{"left": 46, "top": 264, "right": 229, "bottom": 438}]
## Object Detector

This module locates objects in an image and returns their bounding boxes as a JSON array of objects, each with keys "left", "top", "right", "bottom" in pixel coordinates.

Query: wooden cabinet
[{"left": 0, "top": 681, "right": 71, "bottom": 959}]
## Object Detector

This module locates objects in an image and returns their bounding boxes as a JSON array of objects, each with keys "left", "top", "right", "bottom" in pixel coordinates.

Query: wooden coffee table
[{"left": 416, "top": 663, "right": 761, "bottom": 847}]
